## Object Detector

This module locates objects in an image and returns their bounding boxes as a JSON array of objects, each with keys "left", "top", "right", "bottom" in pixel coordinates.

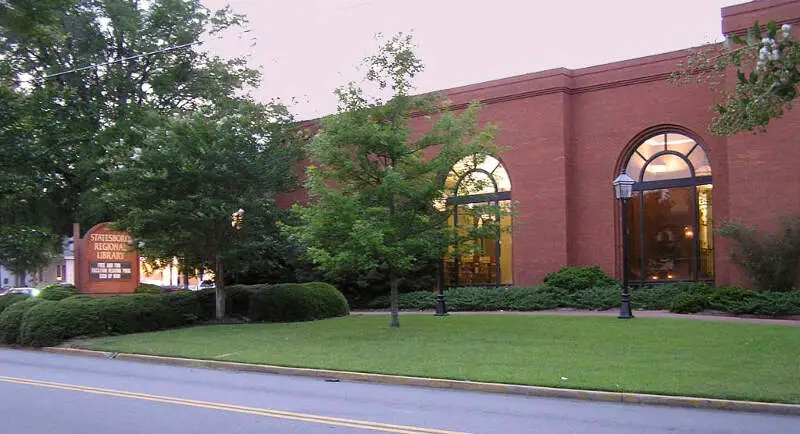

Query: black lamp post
[
  {"left": 612, "top": 171, "right": 635, "bottom": 320},
  {"left": 435, "top": 259, "right": 448, "bottom": 316}
]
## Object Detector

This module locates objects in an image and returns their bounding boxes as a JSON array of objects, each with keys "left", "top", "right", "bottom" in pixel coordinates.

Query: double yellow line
[{"left": 0, "top": 375, "right": 469, "bottom": 434}]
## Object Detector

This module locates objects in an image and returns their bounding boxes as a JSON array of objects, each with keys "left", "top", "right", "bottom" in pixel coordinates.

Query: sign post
[{"left": 75, "top": 222, "right": 140, "bottom": 294}]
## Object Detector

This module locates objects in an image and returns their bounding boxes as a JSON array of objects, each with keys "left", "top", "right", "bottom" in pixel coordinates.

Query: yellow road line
[{"left": 0, "top": 375, "right": 470, "bottom": 434}]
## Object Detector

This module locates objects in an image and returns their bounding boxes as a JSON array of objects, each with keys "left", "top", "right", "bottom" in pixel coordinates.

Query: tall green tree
[
  {"left": 0, "top": 0, "right": 260, "bottom": 233},
  {"left": 0, "top": 225, "right": 59, "bottom": 286},
  {"left": 103, "top": 99, "right": 299, "bottom": 319},
  {"left": 288, "top": 33, "right": 501, "bottom": 328},
  {"left": 671, "top": 21, "right": 799, "bottom": 135}
]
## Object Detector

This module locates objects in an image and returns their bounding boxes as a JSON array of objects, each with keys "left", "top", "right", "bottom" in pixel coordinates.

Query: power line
[{"left": 36, "top": 41, "right": 202, "bottom": 81}]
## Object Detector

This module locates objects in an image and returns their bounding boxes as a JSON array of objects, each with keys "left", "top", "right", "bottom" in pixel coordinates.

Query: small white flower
[
  {"left": 782, "top": 23, "right": 792, "bottom": 38},
  {"left": 771, "top": 48, "right": 780, "bottom": 61},
  {"left": 560, "top": 376, "right": 568, "bottom": 382}
]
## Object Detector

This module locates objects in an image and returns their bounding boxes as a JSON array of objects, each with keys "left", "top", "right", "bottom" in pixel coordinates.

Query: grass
[{"left": 75, "top": 315, "right": 800, "bottom": 404}]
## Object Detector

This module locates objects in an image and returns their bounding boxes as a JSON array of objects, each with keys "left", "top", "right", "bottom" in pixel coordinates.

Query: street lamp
[
  {"left": 612, "top": 171, "right": 635, "bottom": 320},
  {"left": 231, "top": 208, "right": 245, "bottom": 230}
]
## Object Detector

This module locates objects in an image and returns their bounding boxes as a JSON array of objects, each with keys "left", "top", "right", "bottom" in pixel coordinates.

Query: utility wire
[{"left": 36, "top": 40, "right": 203, "bottom": 81}]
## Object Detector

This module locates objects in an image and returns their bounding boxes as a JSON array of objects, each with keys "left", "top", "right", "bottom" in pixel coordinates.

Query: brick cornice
[{"left": 411, "top": 71, "right": 675, "bottom": 116}]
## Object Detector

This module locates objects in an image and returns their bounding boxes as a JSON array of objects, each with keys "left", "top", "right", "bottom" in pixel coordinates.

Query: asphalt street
[{"left": 0, "top": 348, "right": 797, "bottom": 433}]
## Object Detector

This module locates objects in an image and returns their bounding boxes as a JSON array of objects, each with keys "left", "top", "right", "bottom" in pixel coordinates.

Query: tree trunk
[
  {"left": 183, "top": 270, "right": 189, "bottom": 290},
  {"left": 389, "top": 268, "right": 400, "bottom": 328},
  {"left": 214, "top": 256, "right": 225, "bottom": 320}
]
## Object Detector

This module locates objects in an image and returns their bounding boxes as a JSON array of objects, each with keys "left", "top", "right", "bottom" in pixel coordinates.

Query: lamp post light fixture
[
  {"left": 612, "top": 171, "right": 635, "bottom": 320},
  {"left": 231, "top": 208, "right": 245, "bottom": 230}
]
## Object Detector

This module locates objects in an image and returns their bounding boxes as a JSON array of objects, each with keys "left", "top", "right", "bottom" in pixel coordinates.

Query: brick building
[{"left": 290, "top": 0, "right": 800, "bottom": 289}]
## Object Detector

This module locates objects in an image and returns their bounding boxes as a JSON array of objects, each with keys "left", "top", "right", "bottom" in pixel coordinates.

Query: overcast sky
[{"left": 200, "top": 0, "right": 744, "bottom": 120}]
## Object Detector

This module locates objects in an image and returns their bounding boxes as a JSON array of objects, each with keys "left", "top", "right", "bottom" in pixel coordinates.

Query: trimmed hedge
[
  {"left": 0, "top": 293, "right": 30, "bottom": 315},
  {"left": 0, "top": 298, "right": 42, "bottom": 344},
  {"left": 544, "top": 266, "right": 617, "bottom": 292},
  {"left": 38, "top": 284, "right": 79, "bottom": 301},
  {"left": 3, "top": 281, "right": 350, "bottom": 347},
  {"left": 20, "top": 299, "right": 103, "bottom": 347},
  {"left": 366, "top": 283, "right": 800, "bottom": 317},
  {"left": 135, "top": 283, "right": 164, "bottom": 294},
  {"left": 248, "top": 282, "right": 349, "bottom": 323}
]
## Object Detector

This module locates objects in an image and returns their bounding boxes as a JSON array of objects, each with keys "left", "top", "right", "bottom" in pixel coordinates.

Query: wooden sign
[{"left": 76, "top": 222, "right": 140, "bottom": 294}]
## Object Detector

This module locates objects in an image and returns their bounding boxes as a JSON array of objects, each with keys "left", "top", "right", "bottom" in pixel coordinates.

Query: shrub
[
  {"left": 196, "top": 286, "right": 259, "bottom": 319},
  {"left": 93, "top": 295, "right": 180, "bottom": 335},
  {"left": 501, "top": 286, "right": 567, "bottom": 310},
  {"left": 669, "top": 292, "right": 709, "bottom": 314},
  {"left": 719, "top": 217, "right": 800, "bottom": 291},
  {"left": 135, "top": 283, "right": 164, "bottom": 294},
  {"left": 0, "top": 298, "right": 42, "bottom": 344},
  {"left": 248, "top": 283, "right": 314, "bottom": 322},
  {"left": 38, "top": 284, "right": 79, "bottom": 301},
  {"left": 226, "top": 285, "right": 258, "bottom": 318},
  {"left": 163, "top": 291, "right": 203, "bottom": 326},
  {"left": 248, "top": 283, "right": 349, "bottom": 323},
  {"left": 300, "top": 282, "right": 350, "bottom": 318},
  {"left": 745, "top": 291, "right": 800, "bottom": 316},
  {"left": 20, "top": 299, "right": 104, "bottom": 347},
  {"left": 708, "top": 286, "right": 757, "bottom": 313},
  {"left": 566, "top": 285, "right": 621, "bottom": 310},
  {"left": 0, "top": 293, "right": 30, "bottom": 315},
  {"left": 543, "top": 266, "right": 617, "bottom": 292}
]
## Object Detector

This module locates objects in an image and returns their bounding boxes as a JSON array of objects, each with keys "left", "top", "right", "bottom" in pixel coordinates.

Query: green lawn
[{"left": 75, "top": 315, "right": 800, "bottom": 404}]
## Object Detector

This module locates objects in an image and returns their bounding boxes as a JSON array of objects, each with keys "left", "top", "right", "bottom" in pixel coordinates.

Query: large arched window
[
  {"left": 623, "top": 132, "right": 713, "bottom": 283},
  {"left": 443, "top": 155, "right": 512, "bottom": 286}
]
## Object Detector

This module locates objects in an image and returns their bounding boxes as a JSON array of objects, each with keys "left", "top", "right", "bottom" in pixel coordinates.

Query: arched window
[
  {"left": 623, "top": 132, "right": 713, "bottom": 283},
  {"left": 443, "top": 155, "right": 512, "bottom": 286}
]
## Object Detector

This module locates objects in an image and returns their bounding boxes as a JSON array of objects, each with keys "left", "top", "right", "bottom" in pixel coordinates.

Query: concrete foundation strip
[{"left": 29, "top": 346, "right": 800, "bottom": 416}]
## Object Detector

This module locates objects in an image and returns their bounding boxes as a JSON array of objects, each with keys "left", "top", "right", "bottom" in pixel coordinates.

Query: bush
[
  {"left": 745, "top": 291, "right": 800, "bottom": 316},
  {"left": 196, "top": 285, "right": 260, "bottom": 319},
  {"left": 368, "top": 286, "right": 572, "bottom": 311},
  {"left": 630, "top": 284, "right": 688, "bottom": 310},
  {"left": 444, "top": 287, "right": 505, "bottom": 311},
  {"left": 163, "top": 291, "right": 204, "bottom": 325},
  {"left": 501, "top": 286, "right": 567, "bottom": 310},
  {"left": 708, "top": 286, "right": 757, "bottom": 314},
  {"left": 38, "top": 284, "right": 79, "bottom": 301},
  {"left": 566, "top": 285, "right": 621, "bottom": 310},
  {"left": 248, "top": 282, "right": 349, "bottom": 323},
  {"left": 135, "top": 283, "right": 164, "bottom": 294},
  {"left": 20, "top": 299, "right": 103, "bottom": 347},
  {"left": 669, "top": 292, "right": 710, "bottom": 314},
  {"left": 543, "top": 266, "right": 617, "bottom": 292},
  {"left": 0, "top": 298, "right": 42, "bottom": 344},
  {"left": 92, "top": 295, "right": 180, "bottom": 335},
  {"left": 300, "top": 282, "right": 350, "bottom": 318},
  {"left": 719, "top": 217, "right": 800, "bottom": 291},
  {"left": 0, "top": 293, "right": 30, "bottom": 315}
]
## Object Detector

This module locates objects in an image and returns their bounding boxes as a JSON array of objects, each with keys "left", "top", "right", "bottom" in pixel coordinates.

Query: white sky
[{"left": 200, "top": 0, "right": 744, "bottom": 120}]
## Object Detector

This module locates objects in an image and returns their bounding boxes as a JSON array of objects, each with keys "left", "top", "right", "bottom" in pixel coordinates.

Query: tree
[
  {"left": 0, "top": 226, "right": 59, "bottom": 286},
  {"left": 0, "top": 0, "right": 260, "bottom": 234},
  {"left": 103, "top": 98, "right": 300, "bottom": 319},
  {"left": 287, "top": 33, "right": 501, "bottom": 328},
  {"left": 671, "top": 21, "right": 799, "bottom": 135}
]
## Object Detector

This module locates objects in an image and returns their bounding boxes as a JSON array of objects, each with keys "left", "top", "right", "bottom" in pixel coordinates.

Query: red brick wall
[{"left": 289, "top": 0, "right": 800, "bottom": 288}]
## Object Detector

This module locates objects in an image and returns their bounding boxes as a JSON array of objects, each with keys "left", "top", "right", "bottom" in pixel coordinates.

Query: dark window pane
[{"left": 641, "top": 188, "right": 695, "bottom": 281}]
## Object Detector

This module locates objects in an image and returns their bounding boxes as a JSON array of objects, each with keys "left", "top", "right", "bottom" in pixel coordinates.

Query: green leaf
[
  {"left": 753, "top": 21, "right": 762, "bottom": 40},
  {"left": 767, "top": 21, "right": 778, "bottom": 38}
]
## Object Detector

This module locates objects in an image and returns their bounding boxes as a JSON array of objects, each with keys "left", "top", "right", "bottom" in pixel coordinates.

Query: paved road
[{"left": 0, "top": 349, "right": 796, "bottom": 434}]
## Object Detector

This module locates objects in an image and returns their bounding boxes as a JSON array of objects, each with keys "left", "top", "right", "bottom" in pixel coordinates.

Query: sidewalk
[{"left": 350, "top": 309, "right": 800, "bottom": 326}]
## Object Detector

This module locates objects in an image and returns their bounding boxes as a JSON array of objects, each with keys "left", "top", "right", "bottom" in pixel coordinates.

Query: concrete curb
[{"left": 38, "top": 347, "right": 800, "bottom": 416}]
